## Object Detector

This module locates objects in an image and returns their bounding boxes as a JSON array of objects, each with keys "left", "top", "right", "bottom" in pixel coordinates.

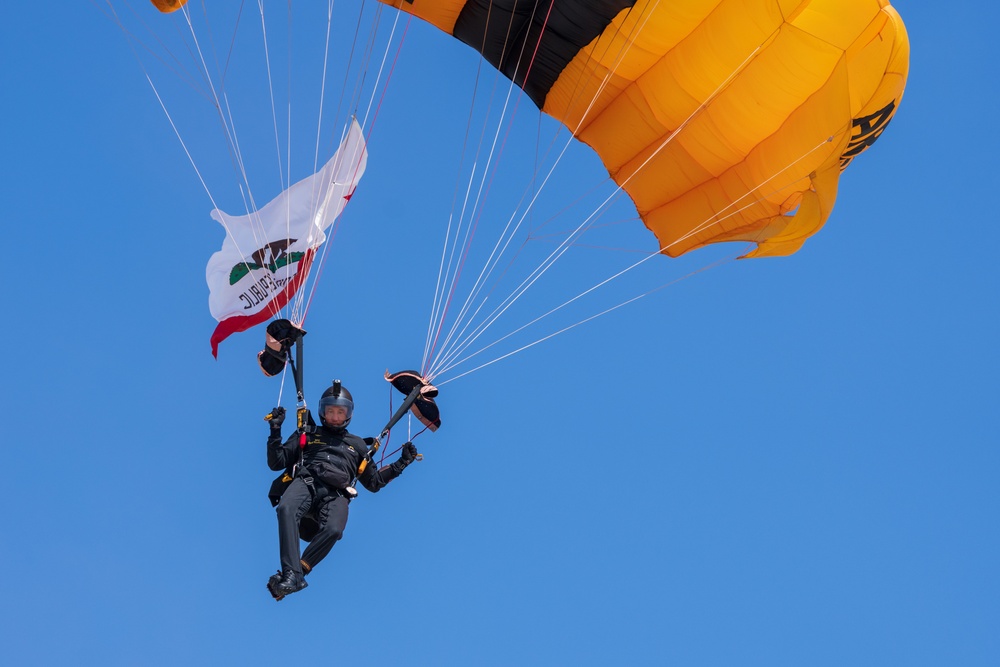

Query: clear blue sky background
[{"left": 3, "top": 2, "right": 997, "bottom": 665}]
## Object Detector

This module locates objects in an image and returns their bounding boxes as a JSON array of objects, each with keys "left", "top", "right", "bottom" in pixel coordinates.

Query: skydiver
[{"left": 265, "top": 380, "right": 418, "bottom": 600}]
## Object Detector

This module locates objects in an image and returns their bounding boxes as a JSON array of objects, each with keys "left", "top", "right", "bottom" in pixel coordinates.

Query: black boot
[
  {"left": 276, "top": 569, "right": 308, "bottom": 597},
  {"left": 266, "top": 570, "right": 286, "bottom": 601}
]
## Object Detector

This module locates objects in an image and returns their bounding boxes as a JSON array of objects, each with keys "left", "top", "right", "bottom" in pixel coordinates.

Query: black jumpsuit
[{"left": 267, "top": 424, "right": 404, "bottom": 576}]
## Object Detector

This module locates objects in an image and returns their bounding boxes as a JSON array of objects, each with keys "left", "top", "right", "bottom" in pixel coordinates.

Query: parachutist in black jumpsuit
[{"left": 266, "top": 403, "right": 417, "bottom": 599}]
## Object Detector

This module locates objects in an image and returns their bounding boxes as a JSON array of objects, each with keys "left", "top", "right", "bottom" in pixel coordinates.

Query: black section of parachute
[{"left": 453, "top": 0, "right": 638, "bottom": 108}]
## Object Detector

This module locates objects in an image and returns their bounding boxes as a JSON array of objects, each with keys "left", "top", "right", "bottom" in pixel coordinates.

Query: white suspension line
[
  {"left": 176, "top": 2, "right": 283, "bottom": 287},
  {"left": 298, "top": 10, "right": 403, "bottom": 329},
  {"left": 360, "top": 10, "right": 401, "bottom": 129},
  {"left": 435, "top": 251, "right": 738, "bottom": 386},
  {"left": 423, "top": 71, "right": 504, "bottom": 372},
  {"left": 276, "top": 359, "right": 289, "bottom": 406},
  {"left": 423, "top": 78, "right": 541, "bottom": 369},
  {"left": 423, "top": 0, "right": 535, "bottom": 368},
  {"left": 427, "top": 176, "right": 624, "bottom": 378},
  {"left": 184, "top": 3, "right": 302, "bottom": 325},
  {"left": 313, "top": 0, "right": 337, "bottom": 174},
  {"left": 430, "top": 135, "right": 836, "bottom": 381},
  {"left": 421, "top": 15, "right": 494, "bottom": 372},
  {"left": 429, "top": 20, "right": 770, "bottom": 374},
  {"left": 256, "top": 0, "right": 287, "bottom": 192},
  {"left": 427, "top": 189, "right": 607, "bottom": 380},
  {"left": 427, "top": 131, "right": 629, "bottom": 378},
  {"left": 426, "top": 0, "right": 663, "bottom": 371},
  {"left": 98, "top": 1, "right": 210, "bottom": 100},
  {"left": 422, "top": 165, "right": 481, "bottom": 372}
]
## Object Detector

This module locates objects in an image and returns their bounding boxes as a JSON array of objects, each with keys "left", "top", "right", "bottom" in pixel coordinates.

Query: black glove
[
  {"left": 267, "top": 407, "right": 286, "bottom": 429},
  {"left": 399, "top": 442, "right": 418, "bottom": 465},
  {"left": 389, "top": 442, "right": 419, "bottom": 475}
]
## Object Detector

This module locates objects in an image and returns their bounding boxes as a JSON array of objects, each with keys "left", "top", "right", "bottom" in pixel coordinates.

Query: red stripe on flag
[{"left": 210, "top": 250, "right": 316, "bottom": 357}]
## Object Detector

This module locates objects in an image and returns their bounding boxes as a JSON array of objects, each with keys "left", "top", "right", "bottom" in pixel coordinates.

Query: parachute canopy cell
[
  {"left": 151, "top": 0, "right": 187, "bottom": 13},
  {"left": 381, "top": 0, "right": 909, "bottom": 258}
]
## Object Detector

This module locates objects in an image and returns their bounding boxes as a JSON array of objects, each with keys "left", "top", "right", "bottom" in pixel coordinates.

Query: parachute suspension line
[
  {"left": 436, "top": 251, "right": 742, "bottom": 386},
  {"left": 422, "top": 14, "right": 506, "bottom": 374},
  {"left": 308, "top": 0, "right": 389, "bottom": 204},
  {"left": 312, "top": 0, "right": 337, "bottom": 175},
  {"left": 425, "top": 136, "right": 628, "bottom": 378},
  {"left": 291, "top": 1, "right": 374, "bottom": 325},
  {"left": 177, "top": 3, "right": 257, "bottom": 214},
  {"left": 104, "top": 0, "right": 266, "bottom": 237},
  {"left": 275, "top": 355, "right": 291, "bottom": 407},
  {"left": 297, "top": 13, "right": 411, "bottom": 329},
  {"left": 102, "top": 2, "right": 285, "bottom": 324},
  {"left": 179, "top": 1, "right": 293, "bottom": 326},
  {"left": 341, "top": 2, "right": 389, "bottom": 136},
  {"left": 429, "top": 134, "right": 832, "bottom": 381},
  {"left": 174, "top": 2, "right": 287, "bottom": 309},
  {"left": 201, "top": 2, "right": 329, "bottom": 328},
  {"left": 254, "top": 0, "right": 296, "bottom": 328},
  {"left": 426, "top": 180, "right": 626, "bottom": 381},
  {"left": 567, "top": 0, "right": 661, "bottom": 139},
  {"left": 427, "top": 105, "right": 613, "bottom": 370},
  {"left": 293, "top": 125, "right": 352, "bottom": 323},
  {"left": 429, "top": 136, "right": 837, "bottom": 382},
  {"left": 503, "top": 0, "right": 663, "bottom": 229},
  {"left": 303, "top": 7, "right": 411, "bottom": 326},
  {"left": 432, "top": 166, "right": 811, "bottom": 378},
  {"left": 424, "top": 0, "right": 664, "bottom": 374},
  {"left": 281, "top": 0, "right": 340, "bottom": 328},
  {"left": 421, "top": 55, "right": 492, "bottom": 372},
  {"left": 428, "top": 102, "right": 636, "bottom": 374},
  {"left": 324, "top": 0, "right": 378, "bottom": 159},
  {"left": 379, "top": 382, "right": 395, "bottom": 467},
  {"left": 358, "top": 9, "right": 405, "bottom": 132},
  {"left": 525, "top": 0, "right": 662, "bottom": 239},
  {"left": 429, "top": 192, "right": 767, "bottom": 379},
  {"left": 428, "top": 0, "right": 659, "bottom": 372},
  {"left": 305, "top": 2, "right": 382, "bottom": 322},
  {"left": 221, "top": 99, "right": 284, "bottom": 303},
  {"left": 428, "top": 22, "right": 772, "bottom": 377},
  {"left": 215, "top": 1, "right": 247, "bottom": 92},
  {"left": 430, "top": 106, "right": 558, "bottom": 372},
  {"left": 94, "top": 1, "right": 211, "bottom": 103},
  {"left": 529, "top": 214, "right": 641, "bottom": 246},
  {"left": 140, "top": 74, "right": 221, "bottom": 223},
  {"left": 422, "top": 0, "right": 536, "bottom": 368},
  {"left": 177, "top": 5, "right": 259, "bottom": 210},
  {"left": 256, "top": 0, "right": 288, "bottom": 193},
  {"left": 283, "top": 69, "right": 294, "bottom": 322},
  {"left": 274, "top": 3, "right": 402, "bottom": 328},
  {"left": 423, "top": 0, "right": 555, "bottom": 371}
]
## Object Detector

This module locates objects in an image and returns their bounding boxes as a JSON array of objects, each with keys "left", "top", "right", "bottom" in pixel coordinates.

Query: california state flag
[{"left": 206, "top": 119, "right": 367, "bottom": 356}]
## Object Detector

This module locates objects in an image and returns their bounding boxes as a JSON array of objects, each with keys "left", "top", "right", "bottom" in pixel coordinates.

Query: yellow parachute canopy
[
  {"left": 151, "top": 0, "right": 187, "bottom": 13},
  {"left": 381, "top": 0, "right": 909, "bottom": 258}
]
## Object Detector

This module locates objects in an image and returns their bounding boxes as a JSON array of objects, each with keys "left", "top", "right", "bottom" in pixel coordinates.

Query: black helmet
[{"left": 318, "top": 380, "right": 354, "bottom": 428}]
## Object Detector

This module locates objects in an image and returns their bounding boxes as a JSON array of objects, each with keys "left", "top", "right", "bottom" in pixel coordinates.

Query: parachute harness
[{"left": 260, "top": 321, "right": 439, "bottom": 483}]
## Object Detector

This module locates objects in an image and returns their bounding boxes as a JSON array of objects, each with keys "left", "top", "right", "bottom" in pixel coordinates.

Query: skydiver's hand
[
  {"left": 267, "top": 407, "right": 286, "bottom": 429},
  {"left": 400, "top": 442, "right": 418, "bottom": 465}
]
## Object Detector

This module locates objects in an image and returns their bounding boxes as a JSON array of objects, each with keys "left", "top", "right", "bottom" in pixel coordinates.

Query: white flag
[{"left": 207, "top": 119, "right": 367, "bottom": 355}]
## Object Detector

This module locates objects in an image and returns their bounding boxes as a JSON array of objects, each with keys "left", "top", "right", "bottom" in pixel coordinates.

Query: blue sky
[{"left": 3, "top": 2, "right": 998, "bottom": 665}]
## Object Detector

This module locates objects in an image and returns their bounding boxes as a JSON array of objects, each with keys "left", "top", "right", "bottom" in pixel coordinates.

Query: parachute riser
[
  {"left": 285, "top": 333, "right": 305, "bottom": 407},
  {"left": 379, "top": 383, "right": 424, "bottom": 442},
  {"left": 358, "top": 384, "right": 425, "bottom": 475}
]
